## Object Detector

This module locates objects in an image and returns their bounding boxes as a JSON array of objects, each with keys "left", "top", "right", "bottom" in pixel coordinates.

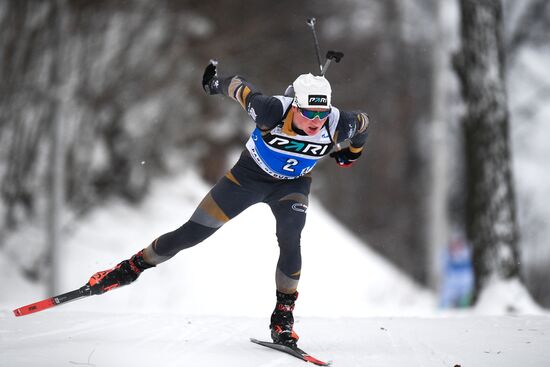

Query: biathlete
[{"left": 86, "top": 61, "right": 370, "bottom": 347}]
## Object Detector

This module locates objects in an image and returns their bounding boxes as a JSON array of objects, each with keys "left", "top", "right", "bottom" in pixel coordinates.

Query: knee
[
  {"left": 276, "top": 229, "right": 301, "bottom": 253},
  {"left": 275, "top": 199, "right": 306, "bottom": 237},
  {"left": 154, "top": 221, "right": 217, "bottom": 257},
  {"left": 277, "top": 217, "right": 305, "bottom": 250}
]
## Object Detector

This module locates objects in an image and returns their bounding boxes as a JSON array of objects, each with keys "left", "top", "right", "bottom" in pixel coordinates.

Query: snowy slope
[{"left": 2, "top": 311, "right": 550, "bottom": 367}]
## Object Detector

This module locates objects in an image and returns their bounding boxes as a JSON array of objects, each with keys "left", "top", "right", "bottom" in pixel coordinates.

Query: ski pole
[
  {"left": 306, "top": 18, "right": 323, "bottom": 74},
  {"left": 306, "top": 18, "right": 344, "bottom": 76},
  {"left": 284, "top": 18, "right": 345, "bottom": 96}
]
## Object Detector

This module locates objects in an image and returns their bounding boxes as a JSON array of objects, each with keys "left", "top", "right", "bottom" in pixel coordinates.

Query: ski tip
[
  {"left": 12, "top": 298, "right": 56, "bottom": 317},
  {"left": 304, "top": 355, "right": 332, "bottom": 366},
  {"left": 12, "top": 305, "right": 36, "bottom": 317}
]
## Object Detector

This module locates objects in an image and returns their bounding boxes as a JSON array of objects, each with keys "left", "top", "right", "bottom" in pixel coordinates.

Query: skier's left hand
[
  {"left": 329, "top": 147, "right": 362, "bottom": 167},
  {"left": 202, "top": 60, "right": 221, "bottom": 95}
]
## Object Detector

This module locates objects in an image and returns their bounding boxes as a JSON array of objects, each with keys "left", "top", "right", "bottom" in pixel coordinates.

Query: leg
[
  {"left": 267, "top": 180, "right": 311, "bottom": 346},
  {"left": 146, "top": 170, "right": 263, "bottom": 262},
  {"left": 89, "top": 167, "right": 261, "bottom": 294},
  {"left": 269, "top": 191, "right": 310, "bottom": 294}
]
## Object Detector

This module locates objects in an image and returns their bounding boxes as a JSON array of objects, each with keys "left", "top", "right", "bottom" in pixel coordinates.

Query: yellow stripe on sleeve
[
  {"left": 349, "top": 145, "right": 363, "bottom": 153},
  {"left": 238, "top": 85, "right": 251, "bottom": 109}
]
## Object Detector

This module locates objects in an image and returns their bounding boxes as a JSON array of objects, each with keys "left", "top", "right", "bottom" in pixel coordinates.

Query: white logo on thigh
[{"left": 292, "top": 203, "right": 308, "bottom": 213}]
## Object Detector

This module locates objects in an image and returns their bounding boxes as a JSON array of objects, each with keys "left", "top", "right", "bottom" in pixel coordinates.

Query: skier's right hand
[{"left": 202, "top": 60, "right": 221, "bottom": 95}]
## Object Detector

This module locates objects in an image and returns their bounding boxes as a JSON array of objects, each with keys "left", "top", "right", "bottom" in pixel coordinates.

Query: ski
[
  {"left": 13, "top": 284, "right": 92, "bottom": 317},
  {"left": 250, "top": 338, "right": 331, "bottom": 366}
]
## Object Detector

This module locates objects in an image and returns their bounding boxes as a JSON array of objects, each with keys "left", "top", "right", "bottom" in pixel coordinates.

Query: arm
[
  {"left": 202, "top": 61, "right": 283, "bottom": 130},
  {"left": 329, "top": 110, "right": 370, "bottom": 167}
]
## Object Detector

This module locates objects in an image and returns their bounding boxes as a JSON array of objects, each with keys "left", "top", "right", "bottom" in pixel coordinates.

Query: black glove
[
  {"left": 202, "top": 60, "right": 221, "bottom": 95},
  {"left": 329, "top": 147, "right": 362, "bottom": 167}
]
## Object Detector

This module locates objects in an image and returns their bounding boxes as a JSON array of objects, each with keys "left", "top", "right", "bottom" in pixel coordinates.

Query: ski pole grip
[
  {"left": 321, "top": 51, "right": 345, "bottom": 76},
  {"left": 326, "top": 50, "right": 344, "bottom": 62}
]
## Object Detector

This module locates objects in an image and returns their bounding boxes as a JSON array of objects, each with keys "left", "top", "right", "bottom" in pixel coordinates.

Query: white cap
[{"left": 292, "top": 73, "right": 332, "bottom": 110}]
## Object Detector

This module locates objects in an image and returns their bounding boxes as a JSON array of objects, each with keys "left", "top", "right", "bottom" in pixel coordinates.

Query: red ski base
[
  {"left": 13, "top": 298, "right": 56, "bottom": 317},
  {"left": 13, "top": 285, "right": 92, "bottom": 317}
]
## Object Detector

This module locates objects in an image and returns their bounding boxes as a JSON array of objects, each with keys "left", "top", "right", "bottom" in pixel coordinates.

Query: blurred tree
[
  {"left": 0, "top": 0, "right": 208, "bottom": 285},
  {"left": 503, "top": 0, "right": 550, "bottom": 307},
  {"left": 453, "top": 0, "right": 521, "bottom": 301}
]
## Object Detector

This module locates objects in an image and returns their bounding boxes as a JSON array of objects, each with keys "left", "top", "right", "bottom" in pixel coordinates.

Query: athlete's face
[{"left": 292, "top": 106, "right": 330, "bottom": 136}]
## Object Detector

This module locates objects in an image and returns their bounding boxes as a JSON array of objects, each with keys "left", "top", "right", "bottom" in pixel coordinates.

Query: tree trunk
[
  {"left": 427, "top": 0, "right": 449, "bottom": 291},
  {"left": 453, "top": 0, "right": 521, "bottom": 301}
]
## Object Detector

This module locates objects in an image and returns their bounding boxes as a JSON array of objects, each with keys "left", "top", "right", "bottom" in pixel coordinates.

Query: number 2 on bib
[{"left": 283, "top": 158, "right": 299, "bottom": 172}]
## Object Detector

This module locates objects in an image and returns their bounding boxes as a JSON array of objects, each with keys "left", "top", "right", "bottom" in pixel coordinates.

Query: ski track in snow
[{"left": 1, "top": 310, "right": 550, "bottom": 367}]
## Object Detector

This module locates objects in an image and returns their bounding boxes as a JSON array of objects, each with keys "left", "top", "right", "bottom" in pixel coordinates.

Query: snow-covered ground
[
  {"left": 2, "top": 311, "right": 549, "bottom": 367},
  {"left": 1, "top": 169, "right": 549, "bottom": 366}
]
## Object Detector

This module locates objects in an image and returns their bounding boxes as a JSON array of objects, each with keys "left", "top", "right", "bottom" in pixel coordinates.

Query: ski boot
[
  {"left": 87, "top": 250, "right": 155, "bottom": 295},
  {"left": 270, "top": 290, "right": 299, "bottom": 347}
]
